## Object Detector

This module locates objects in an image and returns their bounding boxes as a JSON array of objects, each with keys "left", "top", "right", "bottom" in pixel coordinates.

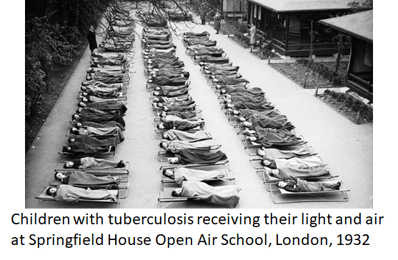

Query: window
[{"left": 258, "top": 6, "right": 261, "bottom": 20}]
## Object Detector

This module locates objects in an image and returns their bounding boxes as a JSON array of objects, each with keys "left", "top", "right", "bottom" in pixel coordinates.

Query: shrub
[
  {"left": 324, "top": 89, "right": 332, "bottom": 96},
  {"left": 351, "top": 100, "right": 362, "bottom": 112},
  {"left": 345, "top": 96, "right": 354, "bottom": 107},
  {"left": 295, "top": 58, "right": 346, "bottom": 86},
  {"left": 336, "top": 93, "right": 345, "bottom": 102},
  {"left": 319, "top": 89, "right": 373, "bottom": 123},
  {"left": 25, "top": 17, "right": 79, "bottom": 120}
]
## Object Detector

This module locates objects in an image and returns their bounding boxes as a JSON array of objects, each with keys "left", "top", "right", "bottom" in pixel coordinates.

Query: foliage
[
  {"left": 296, "top": 58, "right": 346, "bottom": 85},
  {"left": 332, "top": 33, "right": 351, "bottom": 73},
  {"left": 188, "top": 0, "right": 219, "bottom": 17},
  {"left": 348, "top": 0, "right": 373, "bottom": 12},
  {"left": 220, "top": 19, "right": 250, "bottom": 47},
  {"left": 25, "top": 55, "right": 47, "bottom": 121},
  {"left": 225, "top": 19, "right": 248, "bottom": 34},
  {"left": 322, "top": 89, "right": 373, "bottom": 123},
  {"left": 25, "top": 0, "right": 111, "bottom": 121},
  {"left": 25, "top": 17, "right": 79, "bottom": 120},
  {"left": 25, "top": 0, "right": 199, "bottom": 150}
]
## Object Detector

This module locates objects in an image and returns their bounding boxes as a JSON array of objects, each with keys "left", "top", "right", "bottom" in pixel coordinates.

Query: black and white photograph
[{"left": 24, "top": 0, "right": 373, "bottom": 209}]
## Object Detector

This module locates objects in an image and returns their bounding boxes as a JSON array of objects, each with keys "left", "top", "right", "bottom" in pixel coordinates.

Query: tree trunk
[{"left": 335, "top": 49, "right": 341, "bottom": 73}]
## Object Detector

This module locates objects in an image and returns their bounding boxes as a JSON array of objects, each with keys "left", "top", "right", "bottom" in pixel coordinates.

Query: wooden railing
[
  {"left": 272, "top": 38, "right": 285, "bottom": 50},
  {"left": 288, "top": 42, "right": 338, "bottom": 51},
  {"left": 272, "top": 38, "right": 347, "bottom": 56}
]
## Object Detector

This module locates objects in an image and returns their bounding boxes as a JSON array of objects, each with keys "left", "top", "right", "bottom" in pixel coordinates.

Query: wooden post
[
  {"left": 355, "top": 111, "right": 361, "bottom": 124},
  {"left": 285, "top": 14, "right": 290, "bottom": 52},
  {"left": 227, "top": 20, "right": 230, "bottom": 37},
  {"left": 315, "top": 85, "right": 319, "bottom": 96}
]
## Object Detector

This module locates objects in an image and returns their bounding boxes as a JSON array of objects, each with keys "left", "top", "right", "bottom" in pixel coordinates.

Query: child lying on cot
[
  {"left": 162, "top": 167, "right": 228, "bottom": 184},
  {"left": 167, "top": 149, "right": 228, "bottom": 165},
  {"left": 159, "top": 139, "right": 219, "bottom": 153},
  {"left": 277, "top": 177, "right": 341, "bottom": 192},
  {"left": 54, "top": 171, "right": 120, "bottom": 189},
  {"left": 262, "top": 161, "right": 330, "bottom": 180},
  {"left": 64, "top": 157, "right": 125, "bottom": 169},
  {"left": 70, "top": 125, "right": 124, "bottom": 143},
  {"left": 171, "top": 181, "right": 240, "bottom": 208},
  {"left": 156, "top": 120, "right": 203, "bottom": 131},
  {"left": 162, "top": 129, "right": 212, "bottom": 142},
  {"left": 46, "top": 185, "right": 117, "bottom": 203}
]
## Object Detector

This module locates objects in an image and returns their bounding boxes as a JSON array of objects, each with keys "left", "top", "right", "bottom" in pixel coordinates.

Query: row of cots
[
  {"left": 140, "top": 23, "right": 241, "bottom": 208},
  {"left": 141, "top": 22, "right": 348, "bottom": 205},
  {"left": 36, "top": 5, "right": 136, "bottom": 204},
  {"left": 35, "top": 7, "right": 349, "bottom": 206}
]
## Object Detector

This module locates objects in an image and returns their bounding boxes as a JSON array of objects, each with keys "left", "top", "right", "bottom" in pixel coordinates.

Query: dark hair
[
  {"left": 63, "top": 161, "right": 74, "bottom": 169},
  {"left": 162, "top": 168, "right": 175, "bottom": 179},
  {"left": 171, "top": 189, "right": 180, "bottom": 197},
  {"left": 159, "top": 141, "right": 166, "bottom": 149},
  {"left": 46, "top": 186, "right": 57, "bottom": 197},
  {"left": 72, "top": 114, "right": 80, "bottom": 121},
  {"left": 162, "top": 132, "right": 169, "bottom": 140},
  {"left": 162, "top": 168, "right": 171, "bottom": 177},
  {"left": 54, "top": 172, "right": 61, "bottom": 181}
]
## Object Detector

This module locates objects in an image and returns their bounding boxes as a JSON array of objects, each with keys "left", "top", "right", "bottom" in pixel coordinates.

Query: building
[
  {"left": 319, "top": 10, "right": 373, "bottom": 101},
  {"left": 247, "top": 0, "right": 353, "bottom": 57},
  {"left": 223, "top": 0, "right": 247, "bottom": 18}
]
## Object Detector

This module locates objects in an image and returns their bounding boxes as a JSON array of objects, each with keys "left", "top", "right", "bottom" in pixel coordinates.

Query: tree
[
  {"left": 25, "top": 0, "right": 196, "bottom": 120},
  {"left": 25, "top": 0, "right": 108, "bottom": 120},
  {"left": 332, "top": 33, "right": 351, "bottom": 73},
  {"left": 25, "top": 16, "right": 80, "bottom": 119},
  {"left": 348, "top": 0, "right": 373, "bottom": 12}
]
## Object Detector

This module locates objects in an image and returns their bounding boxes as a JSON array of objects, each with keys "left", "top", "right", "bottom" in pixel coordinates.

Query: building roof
[
  {"left": 249, "top": 0, "right": 353, "bottom": 13},
  {"left": 319, "top": 10, "right": 372, "bottom": 42}
]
